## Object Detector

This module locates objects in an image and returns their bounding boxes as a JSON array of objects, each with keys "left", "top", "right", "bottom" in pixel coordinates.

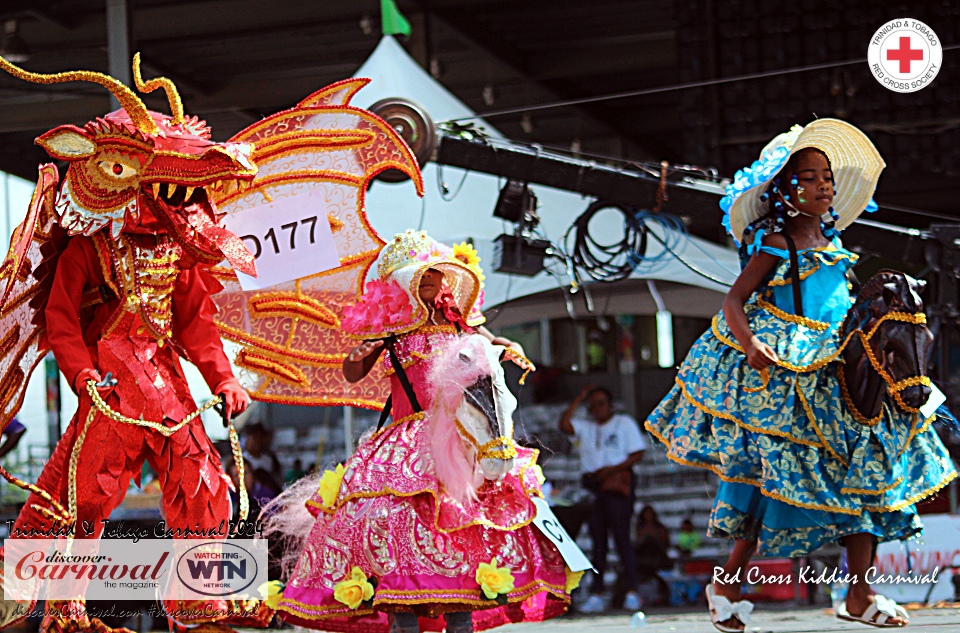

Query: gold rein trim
[
  {"left": 83, "top": 380, "right": 249, "bottom": 523},
  {"left": 454, "top": 418, "right": 518, "bottom": 461}
]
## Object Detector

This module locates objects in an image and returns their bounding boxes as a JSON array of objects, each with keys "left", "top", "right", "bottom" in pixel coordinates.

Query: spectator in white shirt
[{"left": 560, "top": 385, "right": 648, "bottom": 613}]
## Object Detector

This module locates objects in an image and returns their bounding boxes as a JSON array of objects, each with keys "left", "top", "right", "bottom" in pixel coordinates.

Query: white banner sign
[
  {"left": 873, "top": 513, "right": 960, "bottom": 603},
  {"left": 223, "top": 194, "right": 340, "bottom": 291},
  {"left": 531, "top": 496, "right": 594, "bottom": 572}
]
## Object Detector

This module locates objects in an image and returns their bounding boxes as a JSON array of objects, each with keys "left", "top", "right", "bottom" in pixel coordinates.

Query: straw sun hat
[{"left": 720, "top": 118, "right": 886, "bottom": 244}]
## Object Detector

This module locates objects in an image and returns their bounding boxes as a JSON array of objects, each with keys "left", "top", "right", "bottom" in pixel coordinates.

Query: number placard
[
  {"left": 223, "top": 195, "right": 341, "bottom": 291},
  {"left": 530, "top": 496, "right": 594, "bottom": 572},
  {"left": 919, "top": 383, "right": 947, "bottom": 420}
]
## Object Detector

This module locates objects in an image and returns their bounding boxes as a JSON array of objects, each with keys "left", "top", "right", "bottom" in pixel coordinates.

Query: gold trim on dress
[
  {"left": 794, "top": 384, "right": 849, "bottom": 467},
  {"left": 756, "top": 293, "right": 830, "bottom": 331},
  {"left": 277, "top": 578, "right": 569, "bottom": 621},
  {"left": 676, "top": 377, "right": 822, "bottom": 449}
]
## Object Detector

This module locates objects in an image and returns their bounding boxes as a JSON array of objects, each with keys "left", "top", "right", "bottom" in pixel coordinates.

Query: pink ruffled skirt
[{"left": 277, "top": 415, "right": 571, "bottom": 631}]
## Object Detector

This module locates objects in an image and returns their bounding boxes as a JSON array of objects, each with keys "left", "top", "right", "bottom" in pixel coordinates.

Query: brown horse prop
[{"left": 841, "top": 270, "right": 934, "bottom": 423}]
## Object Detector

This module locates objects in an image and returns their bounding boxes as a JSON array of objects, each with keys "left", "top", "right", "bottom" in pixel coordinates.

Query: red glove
[
  {"left": 73, "top": 368, "right": 115, "bottom": 398},
  {"left": 214, "top": 378, "right": 250, "bottom": 419}
]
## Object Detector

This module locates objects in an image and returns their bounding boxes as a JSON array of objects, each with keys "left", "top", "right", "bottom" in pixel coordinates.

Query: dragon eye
[{"left": 97, "top": 160, "right": 138, "bottom": 179}]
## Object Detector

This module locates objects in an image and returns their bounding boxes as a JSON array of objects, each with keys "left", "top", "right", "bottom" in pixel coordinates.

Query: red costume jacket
[{"left": 46, "top": 232, "right": 235, "bottom": 423}]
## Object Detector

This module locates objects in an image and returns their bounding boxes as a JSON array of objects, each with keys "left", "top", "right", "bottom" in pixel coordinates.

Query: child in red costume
[{"left": 0, "top": 54, "right": 266, "bottom": 633}]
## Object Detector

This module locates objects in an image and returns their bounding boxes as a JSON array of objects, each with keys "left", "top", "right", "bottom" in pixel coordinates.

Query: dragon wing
[
  {"left": 0, "top": 164, "right": 63, "bottom": 426},
  {"left": 210, "top": 79, "right": 423, "bottom": 409}
]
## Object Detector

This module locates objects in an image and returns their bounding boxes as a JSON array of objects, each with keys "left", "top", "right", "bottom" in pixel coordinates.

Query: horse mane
[{"left": 426, "top": 335, "right": 492, "bottom": 504}]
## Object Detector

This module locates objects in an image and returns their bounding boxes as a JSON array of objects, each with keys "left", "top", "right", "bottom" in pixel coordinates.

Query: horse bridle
[
  {"left": 847, "top": 310, "right": 930, "bottom": 414},
  {"left": 454, "top": 418, "right": 518, "bottom": 461}
]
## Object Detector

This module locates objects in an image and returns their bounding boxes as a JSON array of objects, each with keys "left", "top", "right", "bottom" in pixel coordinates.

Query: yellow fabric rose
[
  {"left": 475, "top": 559, "right": 515, "bottom": 600},
  {"left": 333, "top": 566, "right": 375, "bottom": 609},
  {"left": 257, "top": 580, "right": 285, "bottom": 610},
  {"left": 565, "top": 568, "right": 585, "bottom": 594},
  {"left": 318, "top": 463, "right": 346, "bottom": 507}
]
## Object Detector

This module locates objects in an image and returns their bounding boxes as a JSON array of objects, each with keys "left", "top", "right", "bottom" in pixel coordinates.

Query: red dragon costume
[{"left": 0, "top": 52, "right": 420, "bottom": 633}]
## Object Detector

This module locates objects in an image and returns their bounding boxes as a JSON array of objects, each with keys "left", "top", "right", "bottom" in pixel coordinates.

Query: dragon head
[{"left": 1, "top": 53, "right": 257, "bottom": 275}]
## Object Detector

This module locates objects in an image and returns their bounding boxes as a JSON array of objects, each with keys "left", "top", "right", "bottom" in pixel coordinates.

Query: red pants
[{"left": 9, "top": 399, "right": 257, "bottom": 625}]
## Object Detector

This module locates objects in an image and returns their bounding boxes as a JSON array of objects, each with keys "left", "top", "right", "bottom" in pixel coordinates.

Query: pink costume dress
[{"left": 277, "top": 325, "right": 571, "bottom": 632}]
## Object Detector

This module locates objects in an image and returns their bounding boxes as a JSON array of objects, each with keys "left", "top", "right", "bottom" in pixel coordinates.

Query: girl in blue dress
[{"left": 645, "top": 119, "right": 956, "bottom": 631}]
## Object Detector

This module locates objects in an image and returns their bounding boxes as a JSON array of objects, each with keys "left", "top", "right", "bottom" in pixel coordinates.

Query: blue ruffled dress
[{"left": 645, "top": 241, "right": 957, "bottom": 557}]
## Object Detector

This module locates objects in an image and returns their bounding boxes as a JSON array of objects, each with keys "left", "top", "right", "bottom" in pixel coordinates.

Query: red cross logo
[{"left": 887, "top": 36, "right": 924, "bottom": 73}]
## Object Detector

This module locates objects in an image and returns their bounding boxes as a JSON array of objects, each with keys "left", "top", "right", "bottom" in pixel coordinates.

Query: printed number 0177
[{"left": 241, "top": 216, "right": 318, "bottom": 258}]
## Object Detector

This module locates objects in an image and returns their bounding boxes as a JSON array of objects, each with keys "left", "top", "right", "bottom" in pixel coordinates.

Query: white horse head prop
[{"left": 428, "top": 334, "right": 519, "bottom": 503}]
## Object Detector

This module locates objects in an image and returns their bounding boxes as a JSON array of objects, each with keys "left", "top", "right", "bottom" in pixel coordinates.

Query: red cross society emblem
[{"left": 868, "top": 19, "right": 942, "bottom": 93}]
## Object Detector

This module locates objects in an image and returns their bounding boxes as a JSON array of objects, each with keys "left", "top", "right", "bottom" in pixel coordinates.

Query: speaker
[{"left": 368, "top": 98, "right": 437, "bottom": 183}]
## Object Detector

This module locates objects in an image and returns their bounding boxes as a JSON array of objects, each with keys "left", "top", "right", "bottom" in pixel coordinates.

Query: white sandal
[
  {"left": 836, "top": 594, "right": 909, "bottom": 628},
  {"left": 705, "top": 584, "right": 754, "bottom": 633}
]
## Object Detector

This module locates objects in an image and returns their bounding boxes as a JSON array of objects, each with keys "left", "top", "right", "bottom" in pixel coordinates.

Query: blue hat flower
[{"left": 721, "top": 120, "right": 886, "bottom": 244}]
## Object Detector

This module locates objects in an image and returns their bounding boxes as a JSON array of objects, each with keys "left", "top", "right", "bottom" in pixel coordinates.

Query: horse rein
[
  {"left": 454, "top": 417, "right": 518, "bottom": 461},
  {"left": 844, "top": 310, "right": 931, "bottom": 415}
]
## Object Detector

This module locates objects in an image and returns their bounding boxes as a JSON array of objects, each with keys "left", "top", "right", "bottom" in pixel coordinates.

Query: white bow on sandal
[
  {"left": 836, "top": 594, "right": 909, "bottom": 628},
  {"left": 705, "top": 584, "right": 754, "bottom": 633}
]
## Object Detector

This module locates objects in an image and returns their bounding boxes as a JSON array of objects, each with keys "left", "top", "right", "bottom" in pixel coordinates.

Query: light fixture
[
  {"left": 492, "top": 233, "right": 550, "bottom": 276},
  {"left": 492, "top": 180, "right": 547, "bottom": 276},
  {"left": 493, "top": 180, "right": 537, "bottom": 225},
  {"left": 0, "top": 20, "right": 30, "bottom": 63},
  {"left": 647, "top": 280, "right": 674, "bottom": 368}
]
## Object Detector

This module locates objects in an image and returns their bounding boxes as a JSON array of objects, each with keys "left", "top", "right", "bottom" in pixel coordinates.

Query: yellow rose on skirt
[
  {"left": 475, "top": 559, "right": 515, "bottom": 600},
  {"left": 319, "top": 463, "right": 346, "bottom": 507},
  {"left": 565, "top": 568, "right": 584, "bottom": 593},
  {"left": 333, "top": 566, "right": 375, "bottom": 609}
]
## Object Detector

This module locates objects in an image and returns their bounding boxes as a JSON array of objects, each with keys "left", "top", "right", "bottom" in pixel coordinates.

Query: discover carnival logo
[
  {"left": 868, "top": 19, "right": 942, "bottom": 93},
  {"left": 3, "top": 539, "right": 267, "bottom": 601}
]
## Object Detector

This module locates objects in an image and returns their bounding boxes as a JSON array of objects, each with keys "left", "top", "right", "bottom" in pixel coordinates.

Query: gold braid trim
[
  {"left": 86, "top": 380, "right": 218, "bottom": 436},
  {"left": 278, "top": 578, "right": 570, "bottom": 621},
  {"left": 0, "top": 55, "right": 158, "bottom": 135},
  {"left": 454, "top": 418, "right": 518, "bottom": 460},
  {"left": 67, "top": 407, "right": 99, "bottom": 537},
  {"left": 858, "top": 329, "right": 930, "bottom": 413},
  {"left": 503, "top": 349, "right": 536, "bottom": 385},
  {"left": 841, "top": 477, "right": 904, "bottom": 496},
  {"left": 897, "top": 412, "right": 932, "bottom": 460},
  {"left": 837, "top": 362, "right": 884, "bottom": 426},
  {"left": 0, "top": 466, "right": 70, "bottom": 526},
  {"left": 865, "top": 470, "right": 957, "bottom": 513},
  {"left": 710, "top": 310, "right": 930, "bottom": 377},
  {"left": 228, "top": 422, "right": 248, "bottom": 522},
  {"left": 794, "top": 384, "right": 849, "bottom": 467},
  {"left": 646, "top": 421, "right": 862, "bottom": 516},
  {"left": 675, "top": 377, "right": 822, "bottom": 449},
  {"left": 84, "top": 381, "right": 249, "bottom": 524},
  {"left": 743, "top": 367, "right": 769, "bottom": 393},
  {"left": 132, "top": 52, "right": 183, "bottom": 124},
  {"left": 768, "top": 260, "right": 820, "bottom": 286},
  {"left": 756, "top": 293, "right": 830, "bottom": 331}
]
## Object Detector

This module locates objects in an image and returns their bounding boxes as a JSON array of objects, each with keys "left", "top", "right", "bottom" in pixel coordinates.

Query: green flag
[{"left": 381, "top": 0, "right": 411, "bottom": 37}]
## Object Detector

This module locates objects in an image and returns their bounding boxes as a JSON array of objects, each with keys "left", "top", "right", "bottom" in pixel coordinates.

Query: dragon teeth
[
  {"left": 185, "top": 186, "right": 195, "bottom": 200},
  {"left": 152, "top": 182, "right": 161, "bottom": 198}
]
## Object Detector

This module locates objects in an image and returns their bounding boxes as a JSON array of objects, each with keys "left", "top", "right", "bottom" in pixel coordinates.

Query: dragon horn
[
  {"left": 0, "top": 54, "right": 159, "bottom": 136},
  {"left": 132, "top": 52, "right": 184, "bottom": 125}
]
